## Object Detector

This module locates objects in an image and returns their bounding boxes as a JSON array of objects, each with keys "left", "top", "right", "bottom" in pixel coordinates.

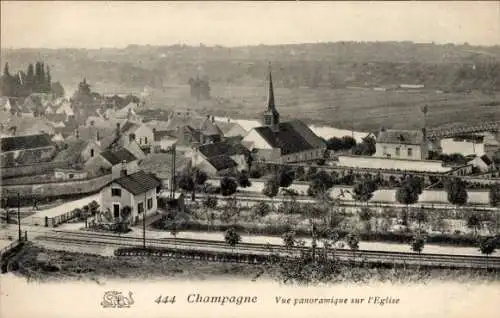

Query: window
[
  {"left": 90, "top": 149, "right": 94, "bottom": 157},
  {"left": 383, "top": 146, "right": 387, "bottom": 155},
  {"left": 139, "top": 137, "right": 142, "bottom": 145},
  {"left": 69, "top": 173, "right": 74, "bottom": 179},
  {"left": 407, "top": 148, "right": 413, "bottom": 157},
  {"left": 395, "top": 147, "right": 400, "bottom": 156},
  {"left": 138, "top": 202, "right": 144, "bottom": 214},
  {"left": 111, "top": 188, "right": 122, "bottom": 197},
  {"left": 145, "top": 137, "right": 148, "bottom": 144},
  {"left": 147, "top": 198, "right": 153, "bottom": 210}
]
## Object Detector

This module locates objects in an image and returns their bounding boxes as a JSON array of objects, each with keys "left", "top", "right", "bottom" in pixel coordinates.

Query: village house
[
  {"left": 468, "top": 154, "right": 497, "bottom": 173},
  {"left": 217, "top": 120, "right": 247, "bottom": 138},
  {"left": 100, "top": 170, "right": 161, "bottom": 225},
  {"left": 99, "top": 122, "right": 147, "bottom": 159},
  {"left": 192, "top": 141, "right": 250, "bottom": 176},
  {"left": 199, "top": 116, "right": 223, "bottom": 144},
  {"left": 242, "top": 67, "right": 326, "bottom": 164},
  {"left": 53, "top": 137, "right": 101, "bottom": 166},
  {"left": 374, "top": 128, "right": 429, "bottom": 160},
  {"left": 1, "top": 133, "right": 56, "bottom": 166},
  {"left": 84, "top": 147, "right": 139, "bottom": 179},
  {"left": 153, "top": 129, "right": 177, "bottom": 153}
]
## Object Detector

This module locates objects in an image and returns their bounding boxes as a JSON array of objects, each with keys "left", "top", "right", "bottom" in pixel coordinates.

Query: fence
[{"left": 0, "top": 240, "right": 21, "bottom": 260}]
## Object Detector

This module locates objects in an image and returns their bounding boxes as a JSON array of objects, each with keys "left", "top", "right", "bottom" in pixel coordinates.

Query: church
[{"left": 242, "top": 65, "right": 326, "bottom": 164}]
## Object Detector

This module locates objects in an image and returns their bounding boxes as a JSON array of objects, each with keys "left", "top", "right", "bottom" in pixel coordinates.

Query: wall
[
  {"left": 1, "top": 174, "right": 112, "bottom": 198},
  {"left": 281, "top": 147, "right": 326, "bottom": 164},
  {"left": 54, "top": 169, "right": 88, "bottom": 180},
  {"left": 440, "top": 138, "right": 485, "bottom": 156},
  {"left": 1, "top": 160, "right": 74, "bottom": 178},
  {"left": 337, "top": 155, "right": 451, "bottom": 173},
  {"left": 375, "top": 142, "right": 422, "bottom": 160},
  {"left": 330, "top": 186, "right": 491, "bottom": 205}
]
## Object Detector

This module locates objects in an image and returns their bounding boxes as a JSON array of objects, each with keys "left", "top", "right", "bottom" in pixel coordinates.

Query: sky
[{"left": 1, "top": 1, "right": 499, "bottom": 49}]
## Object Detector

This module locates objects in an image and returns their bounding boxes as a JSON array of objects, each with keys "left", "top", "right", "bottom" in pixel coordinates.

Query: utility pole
[
  {"left": 17, "top": 193, "right": 21, "bottom": 241},
  {"left": 143, "top": 192, "right": 146, "bottom": 249},
  {"left": 171, "top": 145, "right": 176, "bottom": 199}
]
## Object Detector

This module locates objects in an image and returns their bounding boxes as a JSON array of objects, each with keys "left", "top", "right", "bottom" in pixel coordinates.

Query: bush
[{"left": 253, "top": 201, "right": 271, "bottom": 217}]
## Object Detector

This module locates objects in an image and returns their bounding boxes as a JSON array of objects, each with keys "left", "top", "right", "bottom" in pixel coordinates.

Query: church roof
[{"left": 253, "top": 120, "right": 326, "bottom": 155}]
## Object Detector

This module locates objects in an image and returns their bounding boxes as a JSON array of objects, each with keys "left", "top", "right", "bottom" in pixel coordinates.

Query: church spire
[
  {"left": 267, "top": 62, "right": 276, "bottom": 111},
  {"left": 263, "top": 62, "right": 280, "bottom": 132}
]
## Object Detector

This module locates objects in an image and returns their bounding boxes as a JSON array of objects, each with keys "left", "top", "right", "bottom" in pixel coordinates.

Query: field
[{"left": 137, "top": 85, "right": 500, "bottom": 132}]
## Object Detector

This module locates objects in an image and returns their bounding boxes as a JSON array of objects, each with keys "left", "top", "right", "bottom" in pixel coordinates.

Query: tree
[
  {"left": 489, "top": 184, "right": 500, "bottom": 207},
  {"left": 307, "top": 170, "right": 334, "bottom": 197},
  {"left": 410, "top": 232, "right": 426, "bottom": 255},
  {"left": 178, "top": 174, "right": 195, "bottom": 195},
  {"left": 89, "top": 200, "right": 100, "bottom": 217},
  {"left": 358, "top": 207, "right": 373, "bottom": 232},
  {"left": 445, "top": 177, "right": 468, "bottom": 207},
  {"left": 51, "top": 82, "right": 65, "bottom": 98},
  {"left": 203, "top": 196, "right": 218, "bottom": 227},
  {"left": 262, "top": 177, "right": 279, "bottom": 210},
  {"left": 82, "top": 205, "right": 90, "bottom": 227},
  {"left": 220, "top": 177, "right": 238, "bottom": 196},
  {"left": 396, "top": 184, "right": 419, "bottom": 226},
  {"left": 237, "top": 170, "right": 252, "bottom": 188},
  {"left": 352, "top": 179, "right": 378, "bottom": 204},
  {"left": 282, "top": 231, "right": 296, "bottom": 250},
  {"left": 224, "top": 227, "right": 241, "bottom": 251},
  {"left": 412, "top": 207, "right": 428, "bottom": 230},
  {"left": 120, "top": 205, "right": 132, "bottom": 232},
  {"left": 479, "top": 236, "right": 497, "bottom": 268},
  {"left": 253, "top": 201, "right": 271, "bottom": 217},
  {"left": 345, "top": 232, "right": 360, "bottom": 260},
  {"left": 466, "top": 214, "right": 481, "bottom": 237},
  {"left": 277, "top": 167, "right": 295, "bottom": 188}
]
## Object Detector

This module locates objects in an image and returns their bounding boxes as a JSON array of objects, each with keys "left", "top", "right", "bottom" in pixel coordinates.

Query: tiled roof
[
  {"left": 253, "top": 120, "right": 326, "bottom": 155},
  {"left": 1, "top": 133, "right": 53, "bottom": 152},
  {"left": 101, "top": 148, "right": 137, "bottom": 165},
  {"left": 377, "top": 129, "right": 424, "bottom": 145},
  {"left": 480, "top": 155, "right": 493, "bottom": 166},
  {"left": 120, "top": 121, "right": 140, "bottom": 134},
  {"left": 200, "top": 118, "right": 222, "bottom": 136},
  {"left": 113, "top": 170, "right": 161, "bottom": 195},
  {"left": 198, "top": 140, "right": 250, "bottom": 158},
  {"left": 206, "top": 155, "right": 237, "bottom": 171}
]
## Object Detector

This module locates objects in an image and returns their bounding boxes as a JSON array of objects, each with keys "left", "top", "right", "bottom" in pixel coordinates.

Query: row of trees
[
  {"left": 0, "top": 62, "right": 64, "bottom": 98},
  {"left": 188, "top": 76, "right": 211, "bottom": 101}
]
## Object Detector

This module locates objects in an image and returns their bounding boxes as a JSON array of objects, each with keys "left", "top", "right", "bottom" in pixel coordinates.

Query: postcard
[{"left": 1, "top": 1, "right": 499, "bottom": 318}]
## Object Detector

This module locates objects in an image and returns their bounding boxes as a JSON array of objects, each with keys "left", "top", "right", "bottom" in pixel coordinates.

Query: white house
[
  {"left": 375, "top": 129, "right": 428, "bottom": 160},
  {"left": 100, "top": 170, "right": 161, "bottom": 225}
]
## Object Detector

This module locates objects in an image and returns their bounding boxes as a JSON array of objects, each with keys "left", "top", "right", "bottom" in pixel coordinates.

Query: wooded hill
[{"left": 2, "top": 42, "right": 499, "bottom": 93}]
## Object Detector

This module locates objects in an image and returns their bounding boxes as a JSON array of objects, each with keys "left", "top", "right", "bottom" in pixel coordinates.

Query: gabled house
[
  {"left": 217, "top": 120, "right": 247, "bottom": 138},
  {"left": 53, "top": 138, "right": 101, "bottom": 166},
  {"left": 375, "top": 128, "right": 429, "bottom": 160},
  {"left": 199, "top": 116, "right": 223, "bottom": 144},
  {"left": 101, "top": 122, "right": 151, "bottom": 157},
  {"left": 84, "top": 147, "right": 139, "bottom": 179},
  {"left": 192, "top": 140, "right": 250, "bottom": 176},
  {"left": 153, "top": 129, "right": 177, "bottom": 153},
  {"left": 1, "top": 133, "right": 56, "bottom": 166},
  {"left": 100, "top": 170, "right": 161, "bottom": 225}
]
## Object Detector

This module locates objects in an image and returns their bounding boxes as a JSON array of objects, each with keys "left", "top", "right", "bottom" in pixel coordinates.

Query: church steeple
[{"left": 263, "top": 62, "right": 280, "bottom": 132}]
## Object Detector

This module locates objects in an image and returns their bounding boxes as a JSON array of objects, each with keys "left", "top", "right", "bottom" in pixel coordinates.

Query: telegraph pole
[
  {"left": 143, "top": 192, "right": 147, "bottom": 249},
  {"left": 17, "top": 193, "right": 21, "bottom": 241}
]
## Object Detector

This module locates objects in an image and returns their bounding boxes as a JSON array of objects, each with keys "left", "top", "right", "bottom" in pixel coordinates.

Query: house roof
[
  {"left": 120, "top": 121, "right": 141, "bottom": 134},
  {"left": 1, "top": 133, "right": 53, "bottom": 152},
  {"left": 113, "top": 170, "right": 161, "bottom": 195},
  {"left": 100, "top": 148, "right": 137, "bottom": 165},
  {"left": 200, "top": 118, "right": 222, "bottom": 136},
  {"left": 253, "top": 120, "right": 326, "bottom": 155},
  {"left": 377, "top": 129, "right": 424, "bottom": 145},
  {"left": 154, "top": 130, "right": 175, "bottom": 142},
  {"left": 198, "top": 140, "right": 250, "bottom": 158},
  {"left": 480, "top": 155, "right": 493, "bottom": 166},
  {"left": 206, "top": 155, "right": 238, "bottom": 171}
]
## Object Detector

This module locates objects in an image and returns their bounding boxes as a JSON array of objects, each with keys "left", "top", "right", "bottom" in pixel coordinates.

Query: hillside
[{"left": 1, "top": 42, "right": 500, "bottom": 94}]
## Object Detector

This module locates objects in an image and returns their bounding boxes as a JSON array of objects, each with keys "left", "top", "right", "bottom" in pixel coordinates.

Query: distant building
[
  {"left": 242, "top": 65, "right": 326, "bottom": 163},
  {"left": 468, "top": 154, "right": 496, "bottom": 173},
  {"left": 375, "top": 129, "right": 429, "bottom": 160},
  {"left": 85, "top": 147, "right": 139, "bottom": 179},
  {"left": 153, "top": 129, "right": 177, "bottom": 153},
  {"left": 100, "top": 170, "right": 161, "bottom": 225},
  {"left": 1, "top": 133, "right": 56, "bottom": 166},
  {"left": 53, "top": 138, "right": 101, "bottom": 166},
  {"left": 440, "top": 135, "right": 485, "bottom": 157}
]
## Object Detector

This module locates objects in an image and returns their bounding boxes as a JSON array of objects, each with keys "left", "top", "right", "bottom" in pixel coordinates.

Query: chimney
[
  {"left": 120, "top": 160, "right": 127, "bottom": 177},
  {"left": 75, "top": 128, "right": 79, "bottom": 139},
  {"left": 211, "top": 116, "right": 215, "bottom": 123},
  {"left": 96, "top": 130, "right": 101, "bottom": 141},
  {"left": 116, "top": 122, "right": 121, "bottom": 138}
]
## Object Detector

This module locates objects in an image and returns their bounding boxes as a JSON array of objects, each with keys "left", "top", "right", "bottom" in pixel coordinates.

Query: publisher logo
[{"left": 101, "top": 291, "right": 134, "bottom": 308}]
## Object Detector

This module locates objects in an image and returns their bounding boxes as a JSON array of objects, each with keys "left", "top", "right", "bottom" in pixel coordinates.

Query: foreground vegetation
[{"left": 8, "top": 243, "right": 500, "bottom": 285}]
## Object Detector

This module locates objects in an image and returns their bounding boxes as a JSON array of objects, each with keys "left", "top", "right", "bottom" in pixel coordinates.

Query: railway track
[{"left": 34, "top": 230, "right": 500, "bottom": 269}]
